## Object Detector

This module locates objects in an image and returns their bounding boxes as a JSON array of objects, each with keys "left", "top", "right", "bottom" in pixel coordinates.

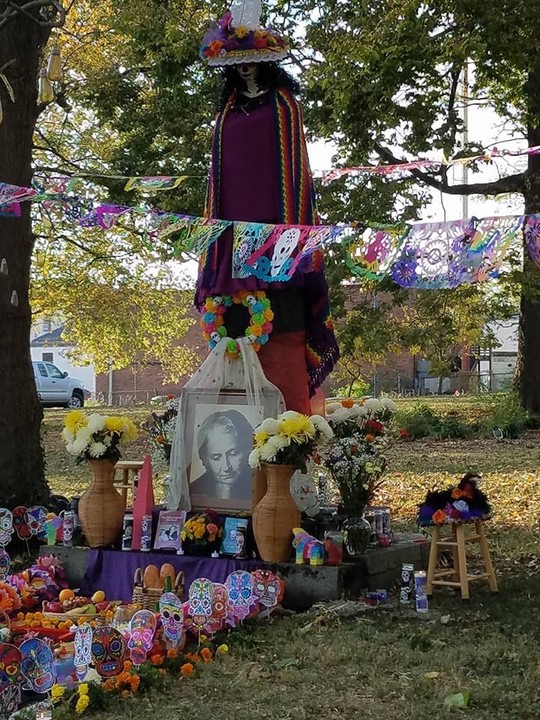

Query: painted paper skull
[
  {"left": 226, "top": 570, "right": 255, "bottom": 621},
  {"left": 0, "top": 643, "right": 23, "bottom": 686},
  {"left": 203, "top": 583, "right": 228, "bottom": 635},
  {"left": 0, "top": 551, "right": 9, "bottom": 582},
  {"left": 0, "top": 510, "right": 13, "bottom": 547},
  {"left": 91, "top": 627, "right": 126, "bottom": 678},
  {"left": 270, "top": 228, "right": 300, "bottom": 276},
  {"left": 26, "top": 506, "right": 48, "bottom": 540},
  {"left": 11, "top": 507, "right": 31, "bottom": 541},
  {"left": 74, "top": 623, "right": 93, "bottom": 681},
  {"left": 127, "top": 610, "right": 157, "bottom": 666},
  {"left": 252, "top": 570, "right": 284, "bottom": 610},
  {"left": 19, "top": 638, "right": 55, "bottom": 693},
  {"left": 159, "top": 592, "right": 184, "bottom": 647},
  {"left": 0, "top": 684, "right": 21, "bottom": 718},
  {"left": 187, "top": 578, "right": 214, "bottom": 631}
]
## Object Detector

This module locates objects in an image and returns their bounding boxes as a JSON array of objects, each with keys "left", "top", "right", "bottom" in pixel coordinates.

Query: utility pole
[{"left": 461, "top": 61, "right": 469, "bottom": 220}]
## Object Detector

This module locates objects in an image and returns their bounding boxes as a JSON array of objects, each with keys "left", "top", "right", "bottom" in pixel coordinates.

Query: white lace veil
[{"left": 167, "top": 336, "right": 285, "bottom": 510}]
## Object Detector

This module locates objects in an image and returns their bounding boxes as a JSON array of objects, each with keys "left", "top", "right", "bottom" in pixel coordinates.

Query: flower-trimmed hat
[{"left": 200, "top": 0, "right": 290, "bottom": 66}]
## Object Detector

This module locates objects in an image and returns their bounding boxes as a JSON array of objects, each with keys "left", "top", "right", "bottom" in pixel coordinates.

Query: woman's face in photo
[{"left": 204, "top": 428, "right": 243, "bottom": 483}]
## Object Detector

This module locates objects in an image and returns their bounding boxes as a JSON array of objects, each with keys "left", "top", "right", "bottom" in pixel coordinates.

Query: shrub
[
  {"left": 394, "top": 402, "right": 441, "bottom": 439},
  {"left": 480, "top": 392, "right": 528, "bottom": 439},
  {"left": 435, "top": 413, "right": 473, "bottom": 439}
]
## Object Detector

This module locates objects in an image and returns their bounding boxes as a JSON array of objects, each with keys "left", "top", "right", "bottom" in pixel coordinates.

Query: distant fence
[
  {"left": 362, "top": 371, "right": 515, "bottom": 397},
  {"left": 91, "top": 390, "right": 177, "bottom": 407}
]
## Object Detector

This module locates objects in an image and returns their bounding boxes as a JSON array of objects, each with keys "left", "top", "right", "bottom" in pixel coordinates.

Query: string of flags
[{"left": 1, "top": 179, "right": 540, "bottom": 289}]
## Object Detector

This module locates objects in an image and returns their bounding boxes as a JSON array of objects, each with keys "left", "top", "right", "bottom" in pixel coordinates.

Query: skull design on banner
[{"left": 74, "top": 623, "right": 93, "bottom": 681}]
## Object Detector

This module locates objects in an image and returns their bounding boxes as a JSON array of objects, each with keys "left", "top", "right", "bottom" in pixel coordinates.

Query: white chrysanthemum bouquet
[
  {"left": 248, "top": 410, "right": 333, "bottom": 470},
  {"left": 62, "top": 410, "right": 138, "bottom": 464}
]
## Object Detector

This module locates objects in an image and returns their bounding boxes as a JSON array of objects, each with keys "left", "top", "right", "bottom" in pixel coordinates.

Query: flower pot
[
  {"left": 79, "top": 459, "right": 126, "bottom": 547},
  {"left": 252, "top": 464, "right": 300, "bottom": 562}
]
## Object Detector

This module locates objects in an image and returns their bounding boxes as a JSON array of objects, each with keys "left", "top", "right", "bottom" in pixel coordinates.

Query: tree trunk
[
  {"left": 517, "top": 61, "right": 540, "bottom": 414},
  {"left": 0, "top": 10, "right": 51, "bottom": 506}
]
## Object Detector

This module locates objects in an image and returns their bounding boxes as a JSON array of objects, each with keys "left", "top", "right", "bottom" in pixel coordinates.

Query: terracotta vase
[
  {"left": 252, "top": 466, "right": 267, "bottom": 511},
  {"left": 252, "top": 463, "right": 300, "bottom": 562},
  {"left": 79, "top": 459, "right": 126, "bottom": 547}
]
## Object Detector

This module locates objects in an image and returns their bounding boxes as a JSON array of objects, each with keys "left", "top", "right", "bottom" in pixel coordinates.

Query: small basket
[{"left": 131, "top": 567, "right": 185, "bottom": 611}]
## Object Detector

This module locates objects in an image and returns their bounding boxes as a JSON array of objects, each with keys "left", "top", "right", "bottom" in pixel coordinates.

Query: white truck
[{"left": 32, "top": 361, "right": 86, "bottom": 408}]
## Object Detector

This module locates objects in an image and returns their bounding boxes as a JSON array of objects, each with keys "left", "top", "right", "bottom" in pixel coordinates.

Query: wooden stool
[
  {"left": 426, "top": 521, "right": 498, "bottom": 600},
  {"left": 114, "top": 460, "right": 144, "bottom": 505}
]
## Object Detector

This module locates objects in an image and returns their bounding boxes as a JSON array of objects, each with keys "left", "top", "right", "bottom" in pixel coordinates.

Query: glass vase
[{"left": 341, "top": 516, "right": 372, "bottom": 559}]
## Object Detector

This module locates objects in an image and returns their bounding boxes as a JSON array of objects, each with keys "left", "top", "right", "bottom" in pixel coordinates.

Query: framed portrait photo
[{"left": 182, "top": 388, "right": 281, "bottom": 513}]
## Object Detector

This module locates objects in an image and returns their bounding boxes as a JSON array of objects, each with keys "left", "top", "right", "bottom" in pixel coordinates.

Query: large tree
[
  {"left": 0, "top": 0, "right": 65, "bottom": 507},
  {"left": 299, "top": 0, "right": 540, "bottom": 411}
]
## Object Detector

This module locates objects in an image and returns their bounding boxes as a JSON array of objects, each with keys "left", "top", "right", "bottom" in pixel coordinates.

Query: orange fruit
[{"left": 59, "top": 589, "right": 75, "bottom": 602}]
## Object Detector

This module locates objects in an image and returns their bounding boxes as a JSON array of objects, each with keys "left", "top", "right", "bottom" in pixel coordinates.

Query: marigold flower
[
  {"left": 365, "top": 434, "right": 375, "bottom": 442},
  {"left": 121, "top": 690, "right": 130, "bottom": 700},
  {"left": 341, "top": 399, "right": 354, "bottom": 408},
  {"left": 123, "top": 660, "right": 133, "bottom": 672},
  {"left": 216, "top": 643, "right": 229, "bottom": 655},
  {"left": 201, "top": 647, "right": 213, "bottom": 663},
  {"left": 103, "top": 679, "right": 116, "bottom": 692},
  {"left": 432, "top": 509, "right": 448, "bottom": 525},
  {"left": 130, "top": 675, "right": 140, "bottom": 692},
  {"left": 167, "top": 648, "right": 179, "bottom": 658},
  {"left": 51, "top": 684, "right": 65, "bottom": 701},
  {"left": 75, "top": 695, "right": 90, "bottom": 714},
  {"left": 78, "top": 683, "right": 89, "bottom": 696},
  {"left": 180, "top": 662, "right": 195, "bottom": 678},
  {"left": 150, "top": 654, "right": 164, "bottom": 666}
]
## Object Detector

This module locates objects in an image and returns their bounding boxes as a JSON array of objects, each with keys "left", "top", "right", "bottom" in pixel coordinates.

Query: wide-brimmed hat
[{"left": 200, "top": 0, "right": 290, "bottom": 66}]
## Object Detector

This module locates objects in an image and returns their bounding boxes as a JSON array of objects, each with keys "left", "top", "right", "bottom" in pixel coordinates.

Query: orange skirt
[{"left": 257, "top": 332, "right": 311, "bottom": 414}]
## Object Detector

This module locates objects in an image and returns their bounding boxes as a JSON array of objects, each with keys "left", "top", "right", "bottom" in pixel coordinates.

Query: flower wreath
[{"left": 201, "top": 291, "right": 274, "bottom": 359}]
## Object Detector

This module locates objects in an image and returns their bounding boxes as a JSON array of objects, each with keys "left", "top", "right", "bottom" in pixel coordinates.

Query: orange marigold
[
  {"left": 451, "top": 488, "right": 464, "bottom": 500},
  {"left": 121, "top": 690, "right": 130, "bottom": 700},
  {"left": 185, "top": 652, "right": 201, "bottom": 663},
  {"left": 123, "top": 660, "right": 133, "bottom": 673},
  {"left": 200, "top": 647, "right": 213, "bottom": 664},
  {"left": 341, "top": 398, "right": 354, "bottom": 408},
  {"left": 432, "top": 509, "right": 448, "bottom": 525},
  {"left": 150, "top": 654, "right": 164, "bottom": 667},
  {"left": 103, "top": 679, "right": 116, "bottom": 692},
  {"left": 180, "top": 663, "right": 195, "bottom": 678},
  {"left": 166, "top": 648, "right": 179, "bottom": 659},
  {"left": 130, "top": 675, "right": 140, "bottom": 692}
]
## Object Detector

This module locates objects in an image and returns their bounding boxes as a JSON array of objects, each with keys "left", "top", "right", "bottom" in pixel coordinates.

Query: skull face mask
[
  {"left": 0, "top": 551, "right": 10, "bottom": 582},
  {"left": 159, "top": 592, "right": 184, "bottom": 648},
  {"left": 0, "top": 643, "right": 23, "bottom": 687},
  {"left": 252, "top": 570, "right": 284, "bottom": 610},
  {"left": 74, "top": 623, "right": 93, "bottom": 681},
  {"left": 203, "top": 583, "right": 228, "bottom": 636},
  {"left": 226, "top": 570, "right": 255, "bottom": 621},
  {"left": 11, "top": 507, "right": 31, "bottom": 541},
  {"left": 127, "top": 610, "right": 157, "bottom": 666},
  {"left": 187, "top": 578, "right": 214, "bottom": 631},
  {"left": 91, "top": 627, "right": 126, "bottom": 678},
  {"left": 19, "top": 638, "right": 55, "bottom": 693},
  {"left": 0, "top": 510, "right": 13, "bottom": 547},
  {"left": 270, "top": 228, "right": 300, "bottom": 277},
  {"left": 26, "top": 506, "right": 48, "bottom": 540}
]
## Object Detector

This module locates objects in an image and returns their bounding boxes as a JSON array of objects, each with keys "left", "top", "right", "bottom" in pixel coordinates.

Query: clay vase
[
  {"left": 252, "top": 463, "right": 300, "bottom": 562},
  {"left": 79, "top": 459, "right": 126, "bottom": 547},
  {"left": 252, "top": 466, "right": 267, "bottom": 511}
]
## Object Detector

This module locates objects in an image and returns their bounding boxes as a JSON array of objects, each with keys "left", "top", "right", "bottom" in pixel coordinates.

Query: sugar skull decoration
[
  {"left": 187, "top": 578, "right": 214, "bottom": 633},
  {"left": 0, "top": 684, "right": 21, "bottom": 718},
  {"left": 0, "top": 510, "right": 13, "bottom": 547},
  {"left": 203, "top": 582, "right": 228, "bottom": 636},
  {"left": 74, "top": 623, "right": 93, "bottom": 681},
  {"left": 226, "top": 570, "right": 256, "bottom": 623},
  {"left": 26, "top": 506, "right": 48, "bottom": 541},
  {"left": 127, "top": 610, "right": 157, "bottom": 666},
  {"left": 159, "top": 592, "right": 185, "bottom": 649},
  {"left": 252, "top": 570, "right": 285, "bottom": 617},
  {"left": 19, "top": 638, "right": 55, "bottom": 693},
  {"left": 0, "top": 550, "right": 10, "bottom": 583},
  {"left": 0, "top": 643, "right": 23, "bottom": 687},
  {"left": 11, "top": 507, "right": 31, "bottom": 541},
  {"left": 91, "top": 626, "right": 126, "bottom": 678}
]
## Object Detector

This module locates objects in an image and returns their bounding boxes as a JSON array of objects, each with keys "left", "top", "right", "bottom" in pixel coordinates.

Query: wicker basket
[{"left": 131, "top": 567, "right": 185, "bottom": 611}]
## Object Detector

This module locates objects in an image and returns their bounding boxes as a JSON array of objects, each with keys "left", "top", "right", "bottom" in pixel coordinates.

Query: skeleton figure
[
  {"left": 127, "top": 610, "right": 157, "bottom": 666},
  {"left": 0, "top": 510, "right": 13, "bottom": 547},
  {"left": 19, "top": 639, "right": 55, "bottom": 693},
  {"left": 270, "top": 228, "right": 300, "bottom": 277}
]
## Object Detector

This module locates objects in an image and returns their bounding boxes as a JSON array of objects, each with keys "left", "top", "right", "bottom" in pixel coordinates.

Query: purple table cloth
[{"left": 80, "top": 549, "right": 262, "bottom": 601}]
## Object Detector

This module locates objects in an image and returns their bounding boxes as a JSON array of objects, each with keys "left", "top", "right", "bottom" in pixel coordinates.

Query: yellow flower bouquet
[
  {"left": 248, "top": 411, "right": 333, "bottom": 470},
  {"left": 62, "top": 410, "right": 138, "bottom": 464}
]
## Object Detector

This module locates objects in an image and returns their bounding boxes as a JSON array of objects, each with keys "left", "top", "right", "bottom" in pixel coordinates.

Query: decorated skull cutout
[
  {"left": 11, "top": 507, "right": 31, "bottom": 541},
  {"left": 0, "top": 550, "right": 10, "bottom": 582},
  {"left": 127, "top": 610, "right": 157, "bottom": 666},
  {"left": 26, "top": 506, "right": 48, "bottom": 540},
  {"left": 252, "top": 570, "right": 284, "bottom": 610},
  {"left": 159, "top": 592, "right": 184, "bottom": 647},
  {"left": 203, "top": 583, "right": 228, "bottom": 635},
  {"left": 91, "top": 626, "right": 126, "bottom": 678},
  {"left": 74, "top": 623, "right": 93, "bottom": 681},
  {"left": 270, "top": 228, "right": 300, "bottom": 277},
  {"left": 226, "top": 571, "right": 255, "bottom": 621},
  {"left": 19, "top": 638, "right": 55, "bottom": 693},
  {"left": 187, "top": 578, "right": 214, "bottom": 631},
  {"left": 0, "top": 643, "right": 23, "bottom": 686},
  {"left": 0, "top": 509, "right": 13, "bottom": 547}
]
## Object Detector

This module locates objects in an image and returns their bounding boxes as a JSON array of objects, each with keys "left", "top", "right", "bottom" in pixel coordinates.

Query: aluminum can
[
  {"left": 140, "top": 514, "right": 152, "bottom": 552},
  {"left": 400, "top": 563, "right": 415, "bottom": 604},
  {"left": 377, "top": 507, "right": 392, "bottom": 546},
  {"left": 121, "top": 512, "right": 133, "bottom": 551},
  {"left": 62, "top": 511, "right": 74, "bottom": 547},
  {"left": 414, "top": 570, "right": 429, "bottom": 612},
  {"left": 374, "top": 508, "right": 384, "bottom": 536}
]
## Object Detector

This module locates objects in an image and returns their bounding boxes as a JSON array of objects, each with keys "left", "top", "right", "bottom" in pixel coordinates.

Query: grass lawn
[{"left": 43, "top": 400, "right": 540, "bottom": 720}]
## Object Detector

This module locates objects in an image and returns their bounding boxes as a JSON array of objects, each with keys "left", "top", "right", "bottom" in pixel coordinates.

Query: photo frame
[
  {"left": 183, "top": 388, "right": 282, "bottom": 513},
  {"left": 220, "top": 517, "right": 249, "bottom": 557},
  {"left": 153, "top": 511, "right": 186, "bottom": 551}
]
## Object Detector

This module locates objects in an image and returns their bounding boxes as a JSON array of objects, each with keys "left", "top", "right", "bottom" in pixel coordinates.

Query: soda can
[
  {"left": 122, "top": 512, "right": 134, "bottom": 551},
  {"left": 400, "top": 563, "right": 414, "bottom": 604},
  {"left": 62, "top": 511, "right": 74, "bottom": 547},
  {"left": 377, "top": 507, "right": 392, "bottom": 546},
  {"left": 374, "top": 508, "right": 384, "bottom": 536},
  {"left": 414, "top": 570, "right": 429, "bottom": 613},
  {"left": 140, "top": 514, "right": 152, "bottom": 552}
]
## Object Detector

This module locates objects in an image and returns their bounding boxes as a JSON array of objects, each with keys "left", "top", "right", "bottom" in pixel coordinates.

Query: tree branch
[
  {"left": 0, "top": 0, "right": 65, "bottom": 32},
  {"left": 374, "top": 143, "right": 526, "bottom": 196}
]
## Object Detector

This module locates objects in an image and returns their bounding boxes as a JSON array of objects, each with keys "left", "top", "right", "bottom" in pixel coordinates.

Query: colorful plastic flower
[{"left": 432, "top": 509, "right": 448, "bottom": 525}]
